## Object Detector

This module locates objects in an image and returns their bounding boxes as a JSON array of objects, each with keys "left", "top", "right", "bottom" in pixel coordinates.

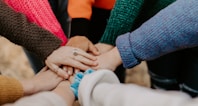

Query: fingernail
[
  {"left": 75, "top": 70, "right": 79, "bottom": 74},
  {"left": 68, "top": 70, "right": 72, "bottom": 75},
  {"left": 63, "top": 67, "right": 67, "bottom": 71},
  {"left": 64, "top": 74, "right": 69, "bottom": 79}
]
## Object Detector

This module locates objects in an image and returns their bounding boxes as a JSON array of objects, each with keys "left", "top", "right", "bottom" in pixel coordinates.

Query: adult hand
[
  {"left": 45, "top": 46, "right": 98, "bottom": 79},
  {"left": 92, "top": 47, "right": 122, "bottom": 71},
  {"left": 20, "top": 67, "right": 63, "bottom": 95},
  {"left": 67, "top": 36, "right": 100, "bottom": 56},
  {"left": 95, "top": 43, "right": 114, "bottom": 54}
]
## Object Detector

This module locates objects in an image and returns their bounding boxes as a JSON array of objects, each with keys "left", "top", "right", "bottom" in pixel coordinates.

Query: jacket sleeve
[
  {"left": 99, "top": 0, "right": 144, "bottom": 45},
  {"left": 116, "top": 0, "right": 198, "bottom": 68},
  {"left": 0, "top": 0, "right": 62, "bottom": 61},
  {"left": 0, "top": 76, "right": 23, "bottom": 105},
  {"left": 78, "top": 69, "right": 197, "bottom": 106},
  {"left": 68, "top": 0, "right": 94, "bottom": 37}
]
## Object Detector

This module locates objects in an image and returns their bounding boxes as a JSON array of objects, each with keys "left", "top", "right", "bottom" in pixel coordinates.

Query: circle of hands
[
  {"left": 45, "top": 36, "right": 118, "bottom": 80},
  {"left": 28, "top": 36, "right": 121, "bottom": 100}
]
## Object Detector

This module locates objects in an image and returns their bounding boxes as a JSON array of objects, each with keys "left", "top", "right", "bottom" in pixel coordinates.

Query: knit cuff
[
  {"left": 116, "top": 32, "right": 140, "bottom": 68},
  {"left": 0, "top": 76, "right": 24, "bottom": 104},
  {"left": 70, "top": 18, "right": 90, "bottom": 37},
  {"left": 70, "top": 69, "right": 94, "bottom": 99}
]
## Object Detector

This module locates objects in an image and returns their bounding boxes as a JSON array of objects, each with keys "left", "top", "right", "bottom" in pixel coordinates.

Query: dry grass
[{"left": 0, "top": 37, "right": 34, "bottom": 80}]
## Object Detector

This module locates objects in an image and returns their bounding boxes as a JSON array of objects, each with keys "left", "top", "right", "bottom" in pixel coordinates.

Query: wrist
[
  {"left": 20, "top": 79, "right": 36, "bottom": 95},
  {"left": 109, "top": 47, "right": 122, "bottom": 69},
  {"left": 53, "top": 82, "right": 75, "bottom": 105}
]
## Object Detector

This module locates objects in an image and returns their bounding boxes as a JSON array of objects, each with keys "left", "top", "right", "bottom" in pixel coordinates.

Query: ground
[{"left": 0, "top": 36, "right": 150, "bottom": 105}]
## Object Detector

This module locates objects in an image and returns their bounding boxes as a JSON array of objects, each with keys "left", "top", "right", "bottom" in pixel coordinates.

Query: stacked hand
[{"left": 45, "top": 36, "right": 122, "bottom": 79}]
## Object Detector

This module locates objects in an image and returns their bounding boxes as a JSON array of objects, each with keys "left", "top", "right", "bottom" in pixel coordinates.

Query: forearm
[
  {"left": 100, "top": 0, "right": 144, "bottom": 45},
  {"left": 116, "top": 0, "right": 198, "bottom": 68},
  {"left": 0, "top": 0, "right": 61, "bottom": 60},
  {"left": 93, "top": 83, "right": 193, "bottom": 106}
]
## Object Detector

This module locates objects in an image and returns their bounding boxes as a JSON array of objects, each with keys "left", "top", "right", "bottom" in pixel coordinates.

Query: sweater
[
  {"left": 79, "top": 70, "right": 197, "bottom": 106},
  {"left": 68, "top": 0, "right": 115, "bottom": 41},
  {"left": 0, "top": 0, "right": 61, "bottom": 60},
  {"left": 0, "top": 76, "right": 23, "bottom": 105},
  {"left": 116, "top": 0, "right": 198, "bottom": 68},
  {"left": 4, "top": 0, "right": 67, "bottom": 45},
  {"left": 100, "top": 0, "right": 176, "bottom": 45}
]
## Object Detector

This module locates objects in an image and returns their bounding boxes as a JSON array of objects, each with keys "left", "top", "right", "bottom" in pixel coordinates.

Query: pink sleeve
[{"left": 4, "top": 0, "right": 67, "bottom": 45}]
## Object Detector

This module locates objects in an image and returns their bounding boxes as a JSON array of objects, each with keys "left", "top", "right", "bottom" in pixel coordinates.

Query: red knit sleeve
[{"left": 4, "top": 0, "right": 67, "bottom": 45}]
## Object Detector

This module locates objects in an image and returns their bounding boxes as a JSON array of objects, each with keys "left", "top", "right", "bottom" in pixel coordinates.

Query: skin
[
  {"left": 45, "top": 46, "right": 98, "bottom": 79},
  {"left": 20, "top": 67, "right": 63, "bottom": 95},
  {"left": 92, "top": 47, "right": 122, "bottom": 71},
  {"left": 52, "top": 81, "right": 75, "bottom": 106}
]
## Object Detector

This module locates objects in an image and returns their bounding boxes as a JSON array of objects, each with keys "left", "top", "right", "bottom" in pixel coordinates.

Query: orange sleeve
[
  {"left": 0, "top": 76, "right": 23, "bottom": 105},
  {"left": 94, "top": 0, "right": 115, "bottom": 10},
  {"left": 68, "top": 0, "right": 95, "bottom": 20}
]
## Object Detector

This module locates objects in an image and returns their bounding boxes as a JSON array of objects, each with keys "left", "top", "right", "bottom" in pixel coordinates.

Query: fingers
[
  {"left": 61, "top": 58, "right": 91, "bottom": 71},
  {"left": 67, "top": 66, "right": 73, "bottom": 75},
  {"left": 39, "top": 66, "right": 48, "bottom": 73},
  {"left": 73, "top": 55, "right": 98, "bottom": 66},
  {"left": 74, "top": 68, "right": 80, "bottom": 73},
  {"left": 45, "top": 60, "right": 69, "bottom": 79},
  {"left": 88, "top": 42, "right": 100, "bottom": 56},
  {"left": 74, "top": 48, "right": 97, "bottom": 61}
]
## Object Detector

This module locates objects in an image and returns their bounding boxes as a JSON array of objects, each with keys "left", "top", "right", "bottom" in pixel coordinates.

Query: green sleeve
[{"left": 99, "top": 0, "right": 144, "bottom": 45}]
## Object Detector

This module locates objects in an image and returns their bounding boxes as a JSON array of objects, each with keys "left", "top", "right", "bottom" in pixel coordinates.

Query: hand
[
  {"left": 53, "top": 81, "right": 75, "bottom": 106},
  {"left": 67, "top": 36, "right": 100, "bottom": 55},
  {"left": 20, "top": 67, "right": 63, "bottom": 95},
  {"left": 92, "top": 47, "right": 122, "bottom": 71},
  {"left": 61, "top": 66, "right": 80, "bottom": 76},
  {"left": 95, "top": 43, "right": 114, "bottom": 54},
  {"left": 45, "top": 46, "right": 98, "bottom": 79}
]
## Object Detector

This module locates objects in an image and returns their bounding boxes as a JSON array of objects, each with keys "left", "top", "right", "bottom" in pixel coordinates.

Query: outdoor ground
[{"left": 0, "top": 36, "right": 150, "bottom": 105}]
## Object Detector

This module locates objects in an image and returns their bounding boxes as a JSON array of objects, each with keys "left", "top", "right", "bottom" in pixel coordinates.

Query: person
[
  {"left": 93, "top": 0, "right": 198, "bottom": 97},
  {"left": 4, "top": 69, "right": 198, "bottom": 106},
  {"left": 3, "top": 0, "right": 69, "bottom": 73},
  {"left": 3, "top": 80, "right": 75, "bottom": 106},
  {"left": 0, "top": 0, "right": 62, "bottom": 61},
  {"left": 96, "top": 0, "right": 198, "bottom": 96},
  {"left": 95, "top": 0, "right": 176, "bottom": 53},
  {"left": 56, "top": 0, "right": 126, "bottom": 83},
  {"left": 4, "top": 0, "right": 67, "bottom": 45},
  {"left": 0, "top": 0, "right": 98, "bottom": 79},
  {"left": 0, "top": 67, "right": 64, "bottom": 105},
  {"left": 68, "top": 0, "right": 115, "bottom": 43},
  {"left": 0, "top": 45, "right": 96, "bottom": 105}
]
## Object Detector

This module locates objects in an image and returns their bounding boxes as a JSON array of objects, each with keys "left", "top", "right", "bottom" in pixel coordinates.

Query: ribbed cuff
[
  {"left": 116, "top": 33, "right": 140, "bottom": 68},
  {"left": 70, "top": 18, "right": 90, "bottom": 37}
]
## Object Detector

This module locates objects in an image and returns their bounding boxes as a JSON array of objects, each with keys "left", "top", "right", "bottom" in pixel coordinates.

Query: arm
[
  {"left": 79, "top": 69, "right": 195, "bottom": 106},
  {"left": 4, "top": 81, "right": 74, "bottom": 106},
  {"left": 116, "top": 0, "right": 198, "bottom": 68},
  {"left": 0, "top": 67, "right": 63, "bottom": 105},
  {"left": 0, "top": 0, "right": 61, "bottom": 60},
  {"left": 68, "top": 0, "right": 94, "bottom": 37},
  {"left": 4, "top": 0, "right": 67, "bottom": 45},
  {"left": 99, "top": 0, "right": 144, "bottom": 45}
]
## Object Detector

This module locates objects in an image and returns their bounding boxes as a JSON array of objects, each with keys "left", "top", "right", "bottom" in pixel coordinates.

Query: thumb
[{"left": 88, "top": 43, "right": 100, "bottom": 56}]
